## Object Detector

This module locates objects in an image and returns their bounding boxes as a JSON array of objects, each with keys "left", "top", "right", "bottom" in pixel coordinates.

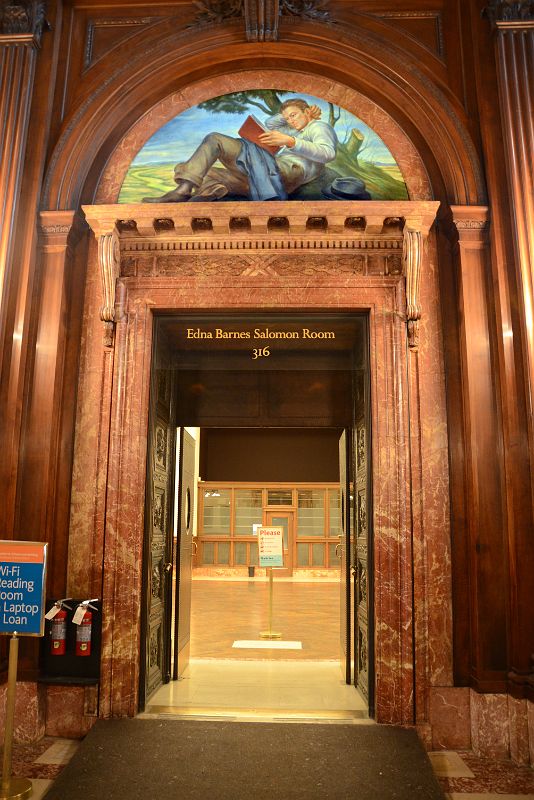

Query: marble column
[{"left": 485, "top": 0, "right": 534, "bottom": 698}]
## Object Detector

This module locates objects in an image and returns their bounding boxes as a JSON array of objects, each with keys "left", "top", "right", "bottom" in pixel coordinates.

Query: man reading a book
[{"left": 143, "top": 99, "right": 338, "bottom": 202}]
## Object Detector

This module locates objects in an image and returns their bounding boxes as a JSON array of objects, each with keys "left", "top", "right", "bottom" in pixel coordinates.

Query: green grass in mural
[
  {"left": 118, "top": 163, "right": 177, "bottom": 204},
  {"left": 119, "top": 157, "right": 409, "bottom": 203}
]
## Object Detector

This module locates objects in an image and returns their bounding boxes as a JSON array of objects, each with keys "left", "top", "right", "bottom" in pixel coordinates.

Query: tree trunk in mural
[
  {"left": 353, "top": 359, "right": 373, "bottom": 711},
  {"left": 140, "top": 332, "right": 176, "bottom": 708}
]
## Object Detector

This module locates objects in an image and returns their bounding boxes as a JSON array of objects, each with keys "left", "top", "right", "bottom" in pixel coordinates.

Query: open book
[{"left": 238, "top": 114, "right": 281, "bottom": 155}]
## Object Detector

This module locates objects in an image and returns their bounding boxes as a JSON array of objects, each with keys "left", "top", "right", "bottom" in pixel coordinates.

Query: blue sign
[{"left": 0, "top": 541, "right": 48, "bottom": 636}]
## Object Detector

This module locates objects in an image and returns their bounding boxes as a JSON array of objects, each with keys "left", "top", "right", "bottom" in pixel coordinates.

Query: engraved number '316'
[{"left": 252, "top": 347, "right": 270, "bottom": 359}]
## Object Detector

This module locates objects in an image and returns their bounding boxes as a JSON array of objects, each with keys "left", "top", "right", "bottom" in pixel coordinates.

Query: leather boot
[{"left": 142, "top": 181, "right": 194, "bottom": 203}]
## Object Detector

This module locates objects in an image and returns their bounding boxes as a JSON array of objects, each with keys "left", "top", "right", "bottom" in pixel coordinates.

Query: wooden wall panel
[{"left": 1, "top": 0, "right": 533, "bottom": 707}]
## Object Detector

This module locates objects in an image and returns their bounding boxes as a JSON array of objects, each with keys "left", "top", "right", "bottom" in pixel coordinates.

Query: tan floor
[
  {"left": 148, "top": 576, "right": 365, "bottom": 720},
  {"left": 146, "top": 659, "right": 368, "bottom": 720},
  {"left": 189, "top": 577, "right": 341, "bottom": 660}
]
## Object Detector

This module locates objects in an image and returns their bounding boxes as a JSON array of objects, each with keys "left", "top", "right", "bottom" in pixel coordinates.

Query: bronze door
[
  {"left": 140, "top": 339, "right": 176, "bottom": 708},
  {"left": 353, "top": 360, "right": 373, "bottom": 710},
  {"left": 173, "top": 428, "right": 196, "bottom": 678},
  {"left": 339, "top": 429, "right": 352, "bottom": 684}
]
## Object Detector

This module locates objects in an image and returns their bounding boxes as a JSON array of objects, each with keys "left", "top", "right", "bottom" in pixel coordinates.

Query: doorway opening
[{"left": 140, "top": 313, "right": 373, "bottom": 721}]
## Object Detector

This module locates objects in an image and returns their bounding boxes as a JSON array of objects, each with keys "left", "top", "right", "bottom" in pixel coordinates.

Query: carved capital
[
  {"left": 484, "top": 0, "right": 534, "bottom": 25},
  {"left": 98, "top": 229, "right": 120, "bottom": 348},
  {"left": 39, "top": 210, "right": 85, "bottom": 251},
  {"left": 403, "top": 227, "right": 425, "bottom": 350},
  {"left": 451, "top": 206, "right": 490, "bottom": 245},
  {"left": 0, "top": 0, "right": 47, "bottom": 43}
]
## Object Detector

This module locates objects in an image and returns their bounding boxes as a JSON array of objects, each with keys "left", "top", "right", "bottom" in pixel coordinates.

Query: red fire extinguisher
[
  {"left": 47, "top": 599, "right": 72, "bottom": 656},
  {"left": 75, "top": 609, "right": 92, "bottom": 656},
  {"left": 74, "top": 600, "right": 98, "bottom": 657},
  {"left": 51, "top": 609, "right": 67, "bottom": 655}
]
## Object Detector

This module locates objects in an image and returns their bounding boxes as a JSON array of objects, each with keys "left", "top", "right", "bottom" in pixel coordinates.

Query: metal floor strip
[{"left": 140, "top": 706, "right": 371, "bottom": 724}]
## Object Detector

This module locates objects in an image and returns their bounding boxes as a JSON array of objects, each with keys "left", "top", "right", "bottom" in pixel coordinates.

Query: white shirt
[{"left": 265, "top": 114, "right": 338, "bottom": 183}]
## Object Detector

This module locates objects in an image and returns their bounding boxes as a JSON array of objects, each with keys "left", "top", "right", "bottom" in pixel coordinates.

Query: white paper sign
[
  {"left": 257, "top": 527, "right": 284, "bottom": 568},
  {"left": 72, "top": 605, "right": 87, "bottom": 625},
  {"left": 44, "top": 604, "right": 61, "bottom": 620}
]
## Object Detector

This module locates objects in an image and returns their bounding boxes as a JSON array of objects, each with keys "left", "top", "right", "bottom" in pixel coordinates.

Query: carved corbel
[
  {"left": 403, "top": 226, "right": 424, "bottom": 350},
  {"left": 98, "top": 228, "right": 120, "bottom": 348}
]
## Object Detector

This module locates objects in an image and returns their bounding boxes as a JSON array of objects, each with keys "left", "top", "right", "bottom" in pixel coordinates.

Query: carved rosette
[
  {"left": 98, "top": 228, "right": 120, "bottom": 347},
  {"left": 403, "top": 227, "right": 424, "bottom": 350}
]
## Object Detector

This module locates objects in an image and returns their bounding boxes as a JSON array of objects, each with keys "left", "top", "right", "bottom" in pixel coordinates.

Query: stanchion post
[
  {"left": 1, "top": 633, "right": 32, "bottom": 800},
  {"left": 260, "top": 568, "right": 282, "bottom": 640}
]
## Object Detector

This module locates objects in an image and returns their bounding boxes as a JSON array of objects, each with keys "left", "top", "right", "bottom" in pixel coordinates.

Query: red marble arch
[
  {"left": 95, "top": 72, "right": 430, "bottom": 204},
  {"left": 41, "top": 20, "right": 485, "bottom": 210}
]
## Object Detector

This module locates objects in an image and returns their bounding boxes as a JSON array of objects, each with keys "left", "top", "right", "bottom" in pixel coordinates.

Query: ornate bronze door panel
[
  {"left": 173, "top": 428, "right": 196, "bottom": 678},
  {"left": 339, "top": 429, "right": 352, "bottom": 684},
  {"left": 140, "top": 332, "right": 176, "bottom": 708},
  {"left": 353, "top": 355, "right": 373, "bottom": 711}
]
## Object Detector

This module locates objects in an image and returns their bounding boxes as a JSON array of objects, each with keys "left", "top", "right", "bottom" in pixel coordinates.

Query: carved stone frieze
[
  {"left": 120, "top": 251, "right": 400, "bottom": 278},
  {"left": 98, "top": 228, "right": 120, "bottom": 347},
  {"left": 484, "top": 0, "right": 534, "bottom": 23},
  {"left": 0, "top": 0, "right": 47, "bottom": 40}
]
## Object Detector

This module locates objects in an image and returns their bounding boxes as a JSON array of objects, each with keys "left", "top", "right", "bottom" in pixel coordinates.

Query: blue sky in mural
[{"left": 130, "top": 92, "right": 398, "bottom": 167}]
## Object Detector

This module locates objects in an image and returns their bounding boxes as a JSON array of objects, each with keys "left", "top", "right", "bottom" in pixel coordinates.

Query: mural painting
[{"left": 119, "top": 89, "right": 409, "bottom": 203}]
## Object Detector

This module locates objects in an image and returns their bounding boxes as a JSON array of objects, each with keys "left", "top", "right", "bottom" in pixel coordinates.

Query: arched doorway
[{"left": 36, "top": 29, "right": 486, "bottom": 736}]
